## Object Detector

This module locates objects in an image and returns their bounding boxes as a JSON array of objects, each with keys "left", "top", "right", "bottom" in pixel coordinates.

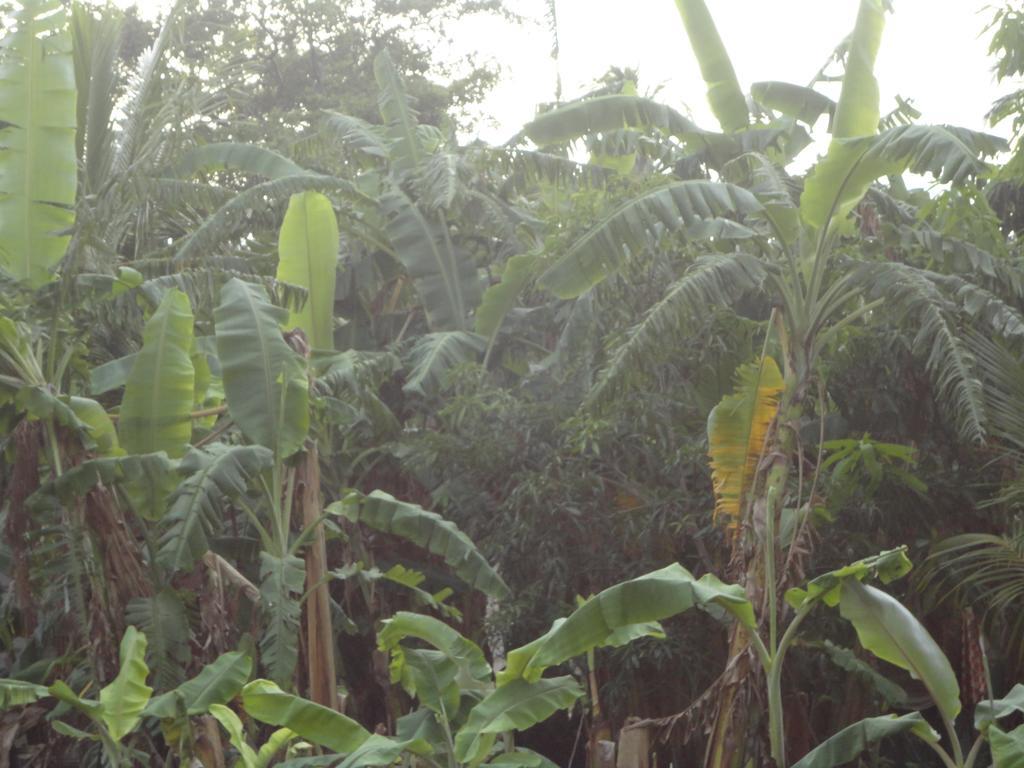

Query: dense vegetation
[{"left": 2, "top": 0, "right": 1024, "bottom": 765}]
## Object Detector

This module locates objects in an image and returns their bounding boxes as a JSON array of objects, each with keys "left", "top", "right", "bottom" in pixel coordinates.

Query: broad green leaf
[
  {"left": 791, "top": 713, "right": 937, "bottom": 768},
  {"left": 330, "top": 490, "right": 509, "bottom": 598},
  {"left": 454, "top": 677, "right": 584, "bottom": 764},
  {"left": 475, "top": 254, "right": 540, "bottom": 339},
  {"left": 382, "top": 189, "right": 481, "bottom": 331},
  {"left": 785, "top": 547, "right": 912, "bottom": 609},
  {"left": 90, "top": 353, "right": 137, "bottom": 394},
  {"left": 396, "top": 648, "right": 461, "bottom": 716},
  {"left": 259, "top": 552, "right": 305, "bottom": 687},
  {"left": 0, "top": 679, "right": 49, "bottom": 708},
  {"left": 487, "top": 748, "right": 560, "bottom": 768},
  {"left": 838, "top": 580, "right": 961, "bottom": 723},
  {"left": 126, "top": 589, "right": 190, "bottom": 690},
  {"left": 833, "top": 0, "right": 886, "bottom": 139},
  {"left": 276, "top": 191, "right": 339, "bottom": 350},
  {"left": 0, "top": 0, "right": 77, "bottom": 286},
  {"left": 976, "top": 684, "right": 1024, "bottom": 730},
  {"left": 378, "top": 612, "right": 492, "bottom": 686},
  {"left": 707, "top": 356, "right": 783, "bottom": 529},
  {"left": 502, "top": 564, "right": 754, "bottom": 684},
  {"left": 256, "top": 726, "right": 299, "bottom": 768},
  {"left": 173, "top": 142, "right": 307, "bottom": 179},
  {"left": 214, "top": 278, "right": 309, "bottom": 459},
  {"left": 802, "top": 125, "right": 1005, "bottom": 230},
  {"left": 209, "top": 703, "right": 260, "bottom": 768},
  {"left": 241, "top": 679, "right": 371, "bottom": 754},
  {"left": 158, "top": 444, "right": 274, "bottom": 571},
  {"left": 523, "top": 95, "right": 701, "bottom": 147},
  {"left": 673, "top": 0, "right": 749, "bottom": 132},
  {"left": 118, "top": 288, "right": 195, "bottom": 457},
  {"left": 336, "top": 734, "right": 432, "bottom": 768},
  {"left": 68, "top": 396, "right": 121, "bottom": 456},
  {"left": 402, "top": 331, "right": 487, "bottom": 398},
  {"left": 146, "top": 651, "right": 252, "bottom": 719},
  {"left": 538, "top": 181, "right": 763, "bottom": 299},
  {"left": 99, "top": 626, "right": 153, "bottom": 742},
  {"left": 992, "top": 724, "right": 1024, "bottom": 768},
  {"left": 373, "top": 50, "right": 422, "bottom": 174},
  {"left": 751, "top": 81, "right": 835, "bottom": 126}
]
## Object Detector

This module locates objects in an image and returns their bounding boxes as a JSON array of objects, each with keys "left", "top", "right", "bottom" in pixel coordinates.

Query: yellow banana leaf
[{"left": 707, "top": 356, "right": 784, "bottom": 528}]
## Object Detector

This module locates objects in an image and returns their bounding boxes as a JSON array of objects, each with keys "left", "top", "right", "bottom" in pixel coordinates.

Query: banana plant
[
  {"left": 235, "top": 611, "right": 578, "bottom": 768},
  {"left": 497, "top": 547, "right": 1021, "bottom": 768},
  {"left": 0, "top": 628, "right": 253, "bottom": 766},
  {"left": 493, "top": 1, "right": 1015, "bottom": 763}
]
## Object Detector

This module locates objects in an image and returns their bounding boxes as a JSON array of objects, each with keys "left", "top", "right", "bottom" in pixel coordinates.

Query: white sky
[
  {"left": 128, "top": 0, "right": 1012, "bottom": 146},
  {"left": 456, "top": 0, "right": 1010, "bottom": 146}
]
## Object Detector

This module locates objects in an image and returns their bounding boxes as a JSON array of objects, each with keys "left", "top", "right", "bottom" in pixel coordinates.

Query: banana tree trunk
[{"left": 298, "top": 443, "right": 338, "bottom": 709}]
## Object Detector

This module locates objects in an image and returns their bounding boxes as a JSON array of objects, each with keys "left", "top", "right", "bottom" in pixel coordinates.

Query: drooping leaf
[
  {"left": 454, "top": 677, "right": 584, "bottom": 764},
  {"left": 991, "top": 724, "right": 1024, "bottom": 768},
  {"left": 336, "top": 734, "right": 432, "bottom": 768},
  {"left": 68, "top": 395, "right": 121, "bottom": 456},
  {"left": 330, "top": 490, "right": 509, "bottom": 598},
  {"left": 402, "top": 331, "right": 487, "bottom": 397},
  {"left": 126, "top": 589, "right": 190, "bottom": 691},
  {"left": 173, "top": 142, "right": 307, "bottom": 179},
  {"left": 258, "top": 553, "right": 305, "bottom": 687},
  {"left": 382, "top": 189, "right": 481, "bottom": 331},
  {"left": 118, "top": 288, "right": 195, "bottom": 457},
  {"left": 784, "top": 547, "right": 912, "bottom": 609},
  {"left": 158, "top": 444, "right": 274, "bottom": 571},
  {"left": 838, "top": 580, "right": 961, "bottom": 724},
  {"left": 707, "top": 356, "right": 784, "bottom": 528},
  {"left": 373, "top": 50, "right": 421, "bottom": 174},
  {"left": 0, "top": 0, "right": 77, "bottom": 286},
  {"left": 214, "top": 278, "right": 309, "bottom": 459},
  {"left": 241, "top": 679, "right": 371, "bottom": 754},
  {"left": 99, "top": 626, "right": 153, "bottom": 742},
  {"left": 276, "top": 191, "right": 340, "bottom": 350},
  {"left": 487, "top": 748, "right": 560, "bottom": 768},
  {"left": 539, "top": 181, "right": 763, "bottom": 299},
  {"left": 378, "top": 611, "right": 493, "bottom": 687},
  {"left": 673, "top": 0, "right": 749, "bottom": 132},
  {"left": 523, "top": 95, "right": 701, "bottom": 147},
  {"left": 977, "top": 684, "right": 1024, "bottom": 730},
  {"left": 146, "top": 651, "right": 253, "bottom": 719},
  {"left": 790, "top": 713, "right": 937, "bottom": 768},
  {"left": 475, "top": 253, "right": 540, "bottom": 339},
  {"left": 502, "top": 564, "right": 754, "bottom": 684},
  {"left": 0, "top": 679, "right": 50, "bottom": 708},
  {"left": 751, "top": 81, "right": 835, "bottom": 126}
]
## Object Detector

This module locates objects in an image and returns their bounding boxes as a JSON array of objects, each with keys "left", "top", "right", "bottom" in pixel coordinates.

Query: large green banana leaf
[
  {"left": 158, "top": 444, "right": 274, "bottom": 570},
  {"left": 402, "top": 331, "right": 487, "bottom": 398},
  {"left": 502, "top": 564, "right": 753, "bottom": 684},
  {"left": 214, "top": 278, "right": 309, "bottom": 459},
  {"left": 454, "top": 676, "right": 584, "bottom": 764},
  {"left": 336, "top": 734, "right": 433, "bottom": 768},
  {"left": 791, "top": 713, "right": 937, "bottom": 768},
  {"left": 538, "top": 180, "right": 763, "bottom": 299},
  {"left": 329, "top": 490, "right": 509, "bottom": 598},
  {"left": 0, "top": 679, "right": 49, "bottom": 708},
  {"left": 98, "top": 626, "right": 152, "bottom": 742},
  {"left": 839, "top": 580, "right": 961, "bottom": 723},
  {"left": 801, "top": 124, "right": 1006, "bottom": 231},
  {"left": 378, "top": 611, "right": 493, "bottom": 687},
  {"left": 991, "top": 724, "right": 1024, "bottom": 767},
  {"left": 785, "top": 547, "right": 912, "bottom": 609},
  {"left": 173, "top": 142, "right": 306, "bottom": 179},
  {"left": 125, "top": 589, "right": 189, "bottom": 690},
  {"left": 373, "top": 50, "right": 422, "bottom": 174},
  {"left": 976, "top": 684, "right": 1024, "bottom": 730},
  {"left": 523, "top": 95, "right": 701, "bottom": 147},
  {"left": 68, "top": 395, "right": 121, "bottom": 456},
  {"left": 673, "top": 0, "right": 748, "bottom": 133},
  {"left": 475, "top": 253, "right": 541, "bottom": 338},
  {"left": 381, "top": 189, "right": 481, "bottom": 331},
  {"left": 118, "top": 288, "right": 195, "bottom": 458},
  {"left": 258, "top": 552, "right": 305, "bottom": 687},
  {"left": 0, "top": 0, "right": 77, "bottom": 286},
  {"left": 145, "top": 651, "right": 252, "bottom": 719},
  {"left": 276, "top": 191, "right": 339, "bottom": 350},
  {"left": 751, "top": 81, "right": 835, "bottom": 126},
  {"left": 241, "top": 679, "right": 371, "bottom": 754}
]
